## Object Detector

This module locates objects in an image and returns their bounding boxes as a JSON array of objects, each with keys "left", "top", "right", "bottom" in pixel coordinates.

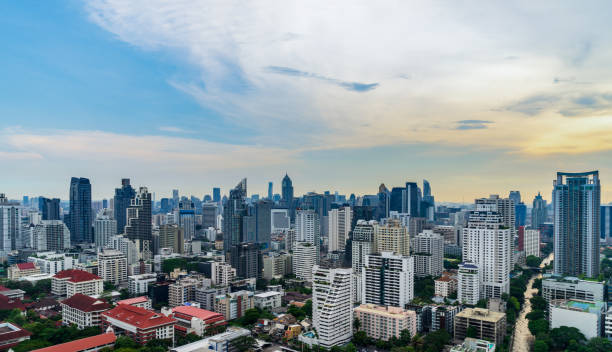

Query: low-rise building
[
  {"left": 61, "top": 293, "right": 111, "bottom": 329},
  {"left": 0, "top": 322, "right": 31, "bottom": 350},
  {"left": 52, "top": 269, "right": 103, "bottom": 297},
  {"left": 254, "top": 291, "right": 282, "bottom": 310},
  {"left": 169, "top": 327, "right": 250, "bottom": 352},
  {"left": 550, "top": 299, "right": 606, "bottom": 339},
  {"left": 169, "top": 278, "right": 200, "bottom": 307},
  {"left": 354, "top": 304, "right": 417, "bottom": 341},
  {"left": 8, "top": 262, "right": 40, "bottom": 280},
  {"left": 450, "top": 338, "right": 495, "bottom": 352},
  {"left": 454, "top": 308, "right": 506, "bottom": 346},
  {"left": 214, "top": 290, "right": 254, "bottom": 320},
  {"left": 101, "top": 304, "right": 176, "bottom": 345},
  {"left": 30, "top": 332, "right": 116, "bottom": 352},
  {"left": 542, "top": 275, "right": 605, "bottom": 303},
  {"left": 117, "top": 296, "right": 152, "bottom": 310},
  {"left": 435, "top": 275, "right": 458, "bottom": 298},
  {"left": 169, "top": 305, "right": 226, "bottom": 336},
  {"left": 28, "top": 252, "right": 78, "bottom": 275},
  {"left": 128, "top": 274, "right": 157, "bottom": 295}
]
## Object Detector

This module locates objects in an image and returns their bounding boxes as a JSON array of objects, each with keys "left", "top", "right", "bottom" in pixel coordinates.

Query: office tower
[
  {"left": 376, "top": 184, "right": 390, "bottom": 220},
  {"left": 230, "top": 242, "right": 261, "bottom": 279},
  {"left": 109, "top": 234, "right": 139, "bottom": 265},
  {"left": 178, "top": 200, "right": 195, "bottom": 241},
  {"left": 295, "top": 210, "right": 320, "bottom": 244},
  {"left": 97, "top": 249, "right": 128, "bottom": 285},
  {"left": 159, "top": 224, "right": 184, "bottom": 254},
  {"left": 32, "top": 220, "right": 71, "bottom": 251},
  {"left": 362, "top": 252, "right": 414, "bottom": 308},
  {"left": 458, "top": 262, "right": 480, "bottom": 305},
  {"left": 172, "top": 189, "right": 179, "bottom": 207},
  {"left": 373, "top": 219, "right": 410, "bottom": 256},
  {"left": 411, "top": 230, "right": 444, "bottom": 277},
  {"left": 532, "top": 192, "right": 547, "bottom": 229},
  {"left": 404, "top": 182, "right": 420, "bottom": 217},
  {"left": 602, "top": 205, "right": 612, "bottom": 245},
  {"left": 212, "top": 188, "right": 221, "bottom": 203},
  {"left": 39, "top": 197, "right": 60, "bottom": 220},
  {"left": 462, "top": 204, "right": 512, "bottom": 299},
  {"left": 202, "top": 203, "right": 217, "bottom": 229},
  {"left": 293, "top": 242, "right": 317, "bottom": 281},
  {"left": 160, "top": 198, "right": 170, "bottom": 214},
  {"left": 270, "top": 209, "right": 290, "bottom": 233},
  {"left": 352, "top": 220, "right": 376, "bottom": 274},
  {"left": 475, "top": 195, "right": 515, "bottom": 231},
  {"left": 389, "top": 187, "right": 403, "bottom": 212},
  {"left": 328, "top": 206, "right": 352, "bottom": 252},
  {"left": 125, "top": 187, "right": 152, "bottom": 254},
  {"left": 312, "top": 266, "right": 353, "bottom": 349},
  {"left": 281, "top": 174, "right": 294, "bottom": 218},
  {"left": 515, "top": 202, "right": 527, "bottom": 227},
  {"left": 553, "top": 171, "right": 601, "bottom": 277},
  {"left": 243, "top": 200, "right": 272, "bottom": 247},
  {"left": 223, "top": 179, "right": 247, "bottom": 252},
  {"left": 524, "top": 229, "right": 540, "bottom": 257},
  {"left": 113, "top": 178, "right": 136, "bottom": 235},
  {"left": 0, "top": 194, "right": 22, "bottom": 254},
  {"left": 421, "top": 179, "right": 435, "bottom": 220},
  {"left": 94, "top": 212, "right": 117, "bottom": 248},
  {"left": 509, "top": 191, "right": 521, "bottom": 205},
  {"left": 69, "top": 177, "right": 92, "bottom": 244},
  {"left": 267, "top": 182, "right": 273, "bottom": 200}
]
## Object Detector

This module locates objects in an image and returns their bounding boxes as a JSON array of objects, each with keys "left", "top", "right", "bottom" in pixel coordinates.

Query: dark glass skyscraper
[
  {"left": 553, "top": 171, "right": 600, "bottom": 278},
  {"left": 39, "top": 197, "right": 60, "bottom": 220},
  {"left": 213, "top": 188, "right": 221, "bottom": 203},
  {"left": 223, "top": 179, "right": 247, "bottom": 252},
  {"left": 69, "top": 177, "right": 92, "bottom": 244},
  {"left": 531, "top": 192, "right": 547, "bottom": 229},
  {"left": 125, "top": 187, "right": 152, "bottom": 247},
  {"left": 281, "top": 174, "right": 293, "bottom": 207},
  {"left": 114, "top": 178, "right": 135, "bottom": 234}
]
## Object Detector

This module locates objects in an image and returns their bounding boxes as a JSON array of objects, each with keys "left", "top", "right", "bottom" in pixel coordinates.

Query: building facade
[
  {"left": 354, "top": 304, "right": 417, "bottom": 341},
  {"left": 412, "top": 230, "right": 444, "bottom": 277},
  {"left": 362, "top": 252, "right": 414, "bottom": 308},
  {"left": 97, "top": 250, "right": 128, "bottom": 285},
  {"left": 312, "top": 266, "right": 353, "bottom": 349}
]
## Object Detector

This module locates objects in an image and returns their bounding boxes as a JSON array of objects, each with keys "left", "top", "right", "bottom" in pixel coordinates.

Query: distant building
[
  {"left": 114, "top": 178, "right": 136, "bottom": 235},
  {"left": 39, "top": 197, "right": 60, "bottom": 221},
  {"left": 295, "top": 210, "right": 320, "bottom": 262},
  {"left": 0, "top": 194, "right": 22, "bottom": 255},
  {"left": 262, "top": 253, "right": 291, "bottom": 280},
  {"left": 454, "top": 308, "right": 506, "bottom": 346},
  {"left": 169, "top": 278, "right": 199, "bottom": 307},
  {"left": 32, "top": 220, "right": 71, "bottom": 251},
  {"left": 211, "top": 262, "right": 236, "bottom": 287},
  {"left": 101, "top": 304, "right": 176, "bottom": 345},
  {"left": 94, "top": 214, "right": 116, "bottom": 249},
  {"left": 97, "top": 250, "right": 127, "bottom": 285},
  {"left": 531, "top": 192, "right": 547, "bottom": 230},
  {"left": 117, "top": 296, "right": 152, "bottom": 310},
  {"left": 293, "top": 242, "right": 317, "bottom": 281},
  {"left": 125, "top": 187, "right": 153, "bottom": 255},
  {"left": 550, "top": 299, "right": 606, "bottom": 339},
  {"left": 354, "top": 304, "right": 417, "bottom": 341},
  {"left": 52, "top": 269, "right": 103, "bottom": 297},
  {"left": 61, "top": 293, "right": 111, "bottom": 329},
  {"left": 230, "top": 242, "right": 261, "bottom": 279},
  {"left": 412, "top": 230, "right": 444, "bottom": 277},
  {"left": 69, "top": 177, "right": 93, "bottom": 244},
  {"left": 328, "top": 206, "right": 352, "bottom": 252},
  {"left": 159, "top": 224, "right": 184, "bottom": 254},
  {"left": 28, "top": 252, "right": 78, "bottom": 275}
]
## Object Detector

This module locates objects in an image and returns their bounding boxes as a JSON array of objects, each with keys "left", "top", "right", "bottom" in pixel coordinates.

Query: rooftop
[
  {"left": 254, "top": 291, "right": 281, "bottom": 298},
  {"left": 30, "top": 332, "right": 116, "bottom": 352},
  {"left": 552, "top": 299, "right": 605, "bottom": 314},
  {"left": 16, "top": 263, "right": 37, "bottom": 270},
  {"left": 117, "top": 296, "right": 149, "bottom": 305},
  {"left": 53, "top": 270, "right": 101, "bottom": 283},
  {"left": 103, "top": 304, "right": 176, "bottom": 329},
  {"left": 0, "top": 322, "right": 31, "bottom": 341},
  {"left": 61, "top": 294, "right": 110, "bottom": 312},
  {"left": 172, "top": 306, "right": 224, "bottom": 321},
  {"left": 456, "top": 308, "right": 505, "bottom": 323}
]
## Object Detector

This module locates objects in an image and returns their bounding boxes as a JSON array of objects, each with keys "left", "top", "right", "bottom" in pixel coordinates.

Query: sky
[{"left": 2, "top": 1, "right": 612, "bottom": 203}]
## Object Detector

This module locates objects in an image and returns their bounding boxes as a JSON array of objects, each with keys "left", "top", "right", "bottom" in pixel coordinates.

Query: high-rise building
[
  {"left": 462, "top": 204, "right": 512, "bottom": 299},
  {"left": 281, "top": 174, "right": 294, "bottom": 219},
  {"left": 601, "top": 205, "right": 612, "bottom": 245},
  {"left": 113, "top": 179, "right": 136, "bottom": 235},
  {"left": 328, "top": 206, "right": 352, "bottom": 252},
  {"left": 475, "top": 195, "right": 515, "bottom": 232},
  {"left": 212, "top": 188, "right": 221, "bottom": 203},
  {"left": 509, "top": 191, "right": 521, "bottom": 206},
  {"left": 0, "top": 194, "right": 22, "bottom": 254},
  {"left": 32, "top": 220, "right": 71, "bottom": 251},
  {"left": 411, "top": 230, "right": 444, "bottom": 277},
  {"left": 352, "top": 220, "right": 376, "bottom": 275},
  {"left": 293, "top": 242, "right": 317, "bottom": 281},
  {"left": 125, "top": 187, "right": 152, "bottom": 253},
  {"left": 159, "top": 224, "right": 184, "bottom": 254},
  {"left": 270, "top": 209, "right": 290, "bottom": 233},
  {"left": 202, "top": 203, "right": 217, "bottom": 229},
  {"left": 223, "top": 179, "right": 247, "bottom": 252},
  {"left": 97, "top": 249, "right": 128, "bottom": 285},
  {"left": 362, "top": 252, "right": 414, "bottom": 308},
  {"left": 172, "top": 189, "right": 179, "bottom": 207},
  {"left": 69, "top": 177, "right": 92, "bottom": 244},
  {"left": 524, "top": 229, "right": 540, "bottom": 258},
  {"left": 243, "top": 200, "right": 273, "bottom": 247},
  {"left": 458, "top": 262, "right": 480, "bottom": 305},
  {"left": 230, "top": 242, "right": 261, "bottom": 279},
  {"left": 421, "top": 180, "right": 435, "bottom": 220},
  {"left": 532, "top": 192, "right": 547, "bottom": 230},
  {"left": 376, "top": 184, "right": 390, "bottom": 220},
  {"left": 312, "top": 266, "right": 353, "bottom": 349},
  {"left": 295, "top": 210, "right": 321, "bottom": 260},
  {"left": 94, "top": 213, "right": 117, "bottom": 248},
  {"left": 39, "top": 197, "right": 60, "bottom": 220},
  {"left": 404, "top": 182, "right": 420, "bottom": 217},
  {"left": 211, "top": 262, "right": 236, "bottom": 286},
  {"left": 373, "top": 219, "right": 410, "bottom": 256},
  {"left": 515, "top": 202, "right": 527, "bottom": 228},
  {"left": 178, "top": 200, "right": 196, "bottom": 241},
  {"left": 267, "top": 182, "right": 273, "bottom": 200},
  {"left": 553, "top": 171, "right": 601, "bottom": 278}
]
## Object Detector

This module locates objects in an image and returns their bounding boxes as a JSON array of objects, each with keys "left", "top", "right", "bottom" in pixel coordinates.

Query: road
[{"left": 511, "top": 253, "right": 553, "bottom": 352}]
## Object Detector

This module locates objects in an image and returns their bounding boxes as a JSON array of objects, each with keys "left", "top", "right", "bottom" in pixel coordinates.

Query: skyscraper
[
  {"left": 212, "top": 188, "right": 221, "bottom": 203},
  {"left": 281, "top": 174, "right": 293, "bottom": 216},
  {"left": 601, "top": 205, "right": 612, "bottom": 245},
  {"left": 267, "top": 182, "right": 273, "bottom": 200},
  {"left": 362, "top": 252, "right": 414, "bottom": 307},
  {"left": 39, "top": 197, "right": 60, "bottom": 220},
  {"left": 508, "top": 191, "right": 521, "bottom": 205},
  {"left": 553, "top": 171, "right": 601, "bottom": 278},
  {"left": 94, "top": 211, "right": 116, "bottom": 248},
  {"left": 223, "top": 179, "right": 247, "bottom": 252},
  {"left": 178, "top": 200, "right": 195, "bottom": 241},
  {"left": 230, "top": 242, "right": 262, "bottom": 279},
  {"left": 69, "top": 177, "right": 92, "bottom": 244},
  {"left": 421, "top": 179, "right": 435, "bottom": 220},
  {"left": 328, "top": 206, "right": 352, "bottom": 252},
  {"left": 531, "top": 192, "right": 547, "bottom": 229},
  {"left": 125, "top": 187, "right": 152, "bottom": 253},
  {"left": 172, "top": 189, "right": 179, "bottom": 207},
  {"left": 0, "top": 194, "right": 22, "bottom": 254},
  {"left": 113, "top": 178, "right": 136, "bottom": 235}
]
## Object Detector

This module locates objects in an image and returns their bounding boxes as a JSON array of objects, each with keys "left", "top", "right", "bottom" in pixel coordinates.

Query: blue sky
[{"left": 2, "top": 1, "right": 612, "bottom": 202}]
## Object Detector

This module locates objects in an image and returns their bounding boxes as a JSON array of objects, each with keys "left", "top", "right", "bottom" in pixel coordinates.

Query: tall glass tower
[
  {"left": 113, "top": 178, "right": 135, "bottom": 235},
  {"left": 553, "top": 171, "right": 600, "bottom": 278},
  {"left": 69, "top": 177, "right": 92, "bottom": 244}
]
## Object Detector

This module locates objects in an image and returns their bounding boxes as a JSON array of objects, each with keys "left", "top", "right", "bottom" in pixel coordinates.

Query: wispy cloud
[
  {"left": 265, "top": 66, "right": 378, "bottom": 92},
  {"left": 158, "top": 126, "right": 193, "bottom": 133},
  {"left": 455, "top": 120, "right": 493, "bottom": 130}
]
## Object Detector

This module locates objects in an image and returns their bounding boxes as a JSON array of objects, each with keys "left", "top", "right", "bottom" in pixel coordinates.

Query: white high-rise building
[
  {"left": 211, "top": 261, "right": 235, "bottom": 286},
  {"left": 295, "top": 210, "right": 320, "bottom": 262},
  {"left": 362, "top": 252, "right": 414, "bottom": 308},
  {"left": 352, "top": 220, "right": 376, "bottom": 303},
  {"left": 475, "top": 195, "right": 516, "bottom": 231},
  {"left": 0, "top": 194, "right": 22, "bottom": 255},
  {"left": 374, "top": 219, "right": 410, "bottom": 256},
  {"left": 462, "top": 204, "right": 512, "bottom": 299},
  {"left": 108, "top": 234, "right": 139, "bottom": 265},
  {"left": 411, "top": 230, "right": 444, "bottom": 277},
  {"left": 94, "top": 213, "right": 116, "bottom": 249},
  {"left": 312, "top": 266, "right": 353, "bottom": 349},
  {"left": 97, "top": 249, "right": 128, "bottom": 285},
  {"left": 524, "top": 229, "right": 540, "bottom": 258},
  {"left": 32, "top": 220, "right": 71, "bottom": 251},
  {"left": 458, "top": 262, "right": 480, "bottom": 305},
  {"left": 328, "top": 206, "right": 352, "bottom": 252},
  {"left": 293, "top": 242, "right": 317, "bottom": 281}
]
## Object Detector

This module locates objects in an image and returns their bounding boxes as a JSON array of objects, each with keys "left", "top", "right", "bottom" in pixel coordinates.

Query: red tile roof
[
  {"left": 30, "top": 332, "right": 116, "bottom": 352},
  {"left": 61, "top": 294, "right": 110, "bottom": 312},
  {"left": 53, "top": 270, "right": 101, "bottom": 283},
  {"left": 0, "top": 286, "right": 10, "bottom": 292},
  {"left": 117, "top": 296, "right": 149, "bottom": 305},
  {"left": 16, "top": 262, "right": 37, "bottom": 270},
  {"left": 0, "top": 295, "right": 26, "bottom": 311},
  {"left": 172, "top": 306, "right": 224, "bottom": 322},
  {"left": 103, "top": 304, "right": 176, "bottom": 329},
  {"left": 0, "top": 322, "right": 32, "bottom": 344}
]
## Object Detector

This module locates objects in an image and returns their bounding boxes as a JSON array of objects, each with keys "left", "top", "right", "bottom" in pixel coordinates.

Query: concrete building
[
  {"left": 312, "top": 266, "right": 353, "bottom": 349},
  {"left": 412, "top": 230, "right": 444, "bottom": 277},
  {"left": 295, "top": 210, "right": 320, "bottom": 262},
  {"left": 605, "top": 306, "right": 612, "bottom": 340},
  {"left": 159, "top": 224, "right": 184, "bottom": 254},
  {"left": 211, "top": 262, "right": 236, "bottom": 287},
  {"left": 524, "top": 229, "right": 540, "bottom": 258},
  {"left": 262, "top": 253, "right": 292, "bottom": 280},
  {"left": 8, "top": 262, "right": 40, "bottom": 280},
  {"left": 169, "top": 327, "right": 250, "bottom": 352},
  {"left": 94, "top": 214, "right": 116, "bottom": 249},
  {"left": 435, "top": 275, "right": 458, "bottom": 298},
  {"left": 195, "top": 286, "right": 230, "bottom": 312},
  {"left": 293, "top": 242, "right": 317, "bottom": 281},
  {"left": 97, "top": 250, "right": 127, "bottom": 285},
  {"left": 52, "top": 269, "right": 103, "bottom": 297},
  {"left": 542, "top": 275, "right": 606, "bottom": 303},
  {"left": 0, "top": 194, "right": 23, "bottom": 256},
  {"left": 374, "top": 219, "right": 410, "bottom": 256},
  {"left": 363, "top": 252, "right": 414, "bottom": 308},
  {"left": 271, "top": 209, "right": 290, "bottom": 233},
  {"left": 328, "top": 206, "right": 352, "bottom": 252},
  {"left": 169, "top": 305, "right": 226, "bottom": 337},
  {"left": 354, "top": 304, "right": 417, "bottom": 341},
  {"left": 454, "top": 308, "right": 506, "bottom": 346},
  {"left": 128, "top": 273, "right": 157, "bottom": 295},
  {"left": 118, "top": 296, "right": 152, "bottom": 310},
  {"left": 28, "top": 252, "right": 78, "bottom": 275},
  {"left": 169, "top": 278, "right": 199, "bottom": 307},
  {"left": 254, "top": 291, "right": 282, "bottom": 310},
  {"left": 230, "top": 242, "right": 261, "bottom": 279},
  {"left": 32, "top": 220, "right": 71, "bottom": 251},
  {"left": 550, "top": 299, "right": 605, "bottom": 339},
  {"left": 450, "top": 338, "right": 496, "bottom": 352},
  {"left": 458, "top": 262, "right": 480, "bottom": 305},
  {"left": 351, "top": 220, "right": 376, "bottom": 303},
  {"left": 61, "top": 293, "right": 111, "bottom": 329},
  {"left": 214, "top": 290, "right": 254, "bottom": 320},
  {"left": 101, "top": 304, "right": 176, "bottom": 345},
  {"left": 108, "top": 234, "right": 139, "bottom": 265}
]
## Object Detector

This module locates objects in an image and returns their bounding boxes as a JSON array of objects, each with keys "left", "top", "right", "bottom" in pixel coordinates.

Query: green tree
[
  {"left": 351, "top": 331, "right": 369, "bottom": 346},
  {"left": 475, "top": 299, "right": 487, "bottom": 308},
  {"left": 586, "top": 337, "right": 612, "bottom": 352},
  {"left": 528, "top": 319, "right": 549, "bottom": 336},
  {"left": 508, "top": 296, "right": 520, "bottom": 311},
  {"left": 103, "top": 281, "right": 115, "bottom": 291},
  {"left": 353, "top": 317, "right": 361, "bottom": 331},
  {"left": 423, "top": 329, "right": 450, "bottom": 351},
  {"left": 230, "top": 335, "right": 257, "bottom": 351},
  {"left": 526, "top": 310, "right": 545, "bottom": 321},
  {"left": 115, "top": 336, "right": 140, "bottom": 349},
  {"left": 14, "top": 339, "right": 51, "bottom": 352},
  {"left": 530, "top": 296, "right": 547, "bottom": 311},
  {"left": 549, "top": 326, "right": 586, "bottom": 350},
  {"left": 344, "top": 343, "right": 357, "bottom": 352},
  {"left": 533, "top": 340, "right": 549, "bottom": 352},
  {"left": 526, "top": 255, "right": 542, "bottom": 267},
  {"left": 399, "top": 329, "right": 411, "bottom": 345}
]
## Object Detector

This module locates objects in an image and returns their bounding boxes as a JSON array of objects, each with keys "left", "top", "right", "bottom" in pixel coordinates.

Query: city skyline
[{"left": 3, "top": 1, "right": 612, "bottom": 202}]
